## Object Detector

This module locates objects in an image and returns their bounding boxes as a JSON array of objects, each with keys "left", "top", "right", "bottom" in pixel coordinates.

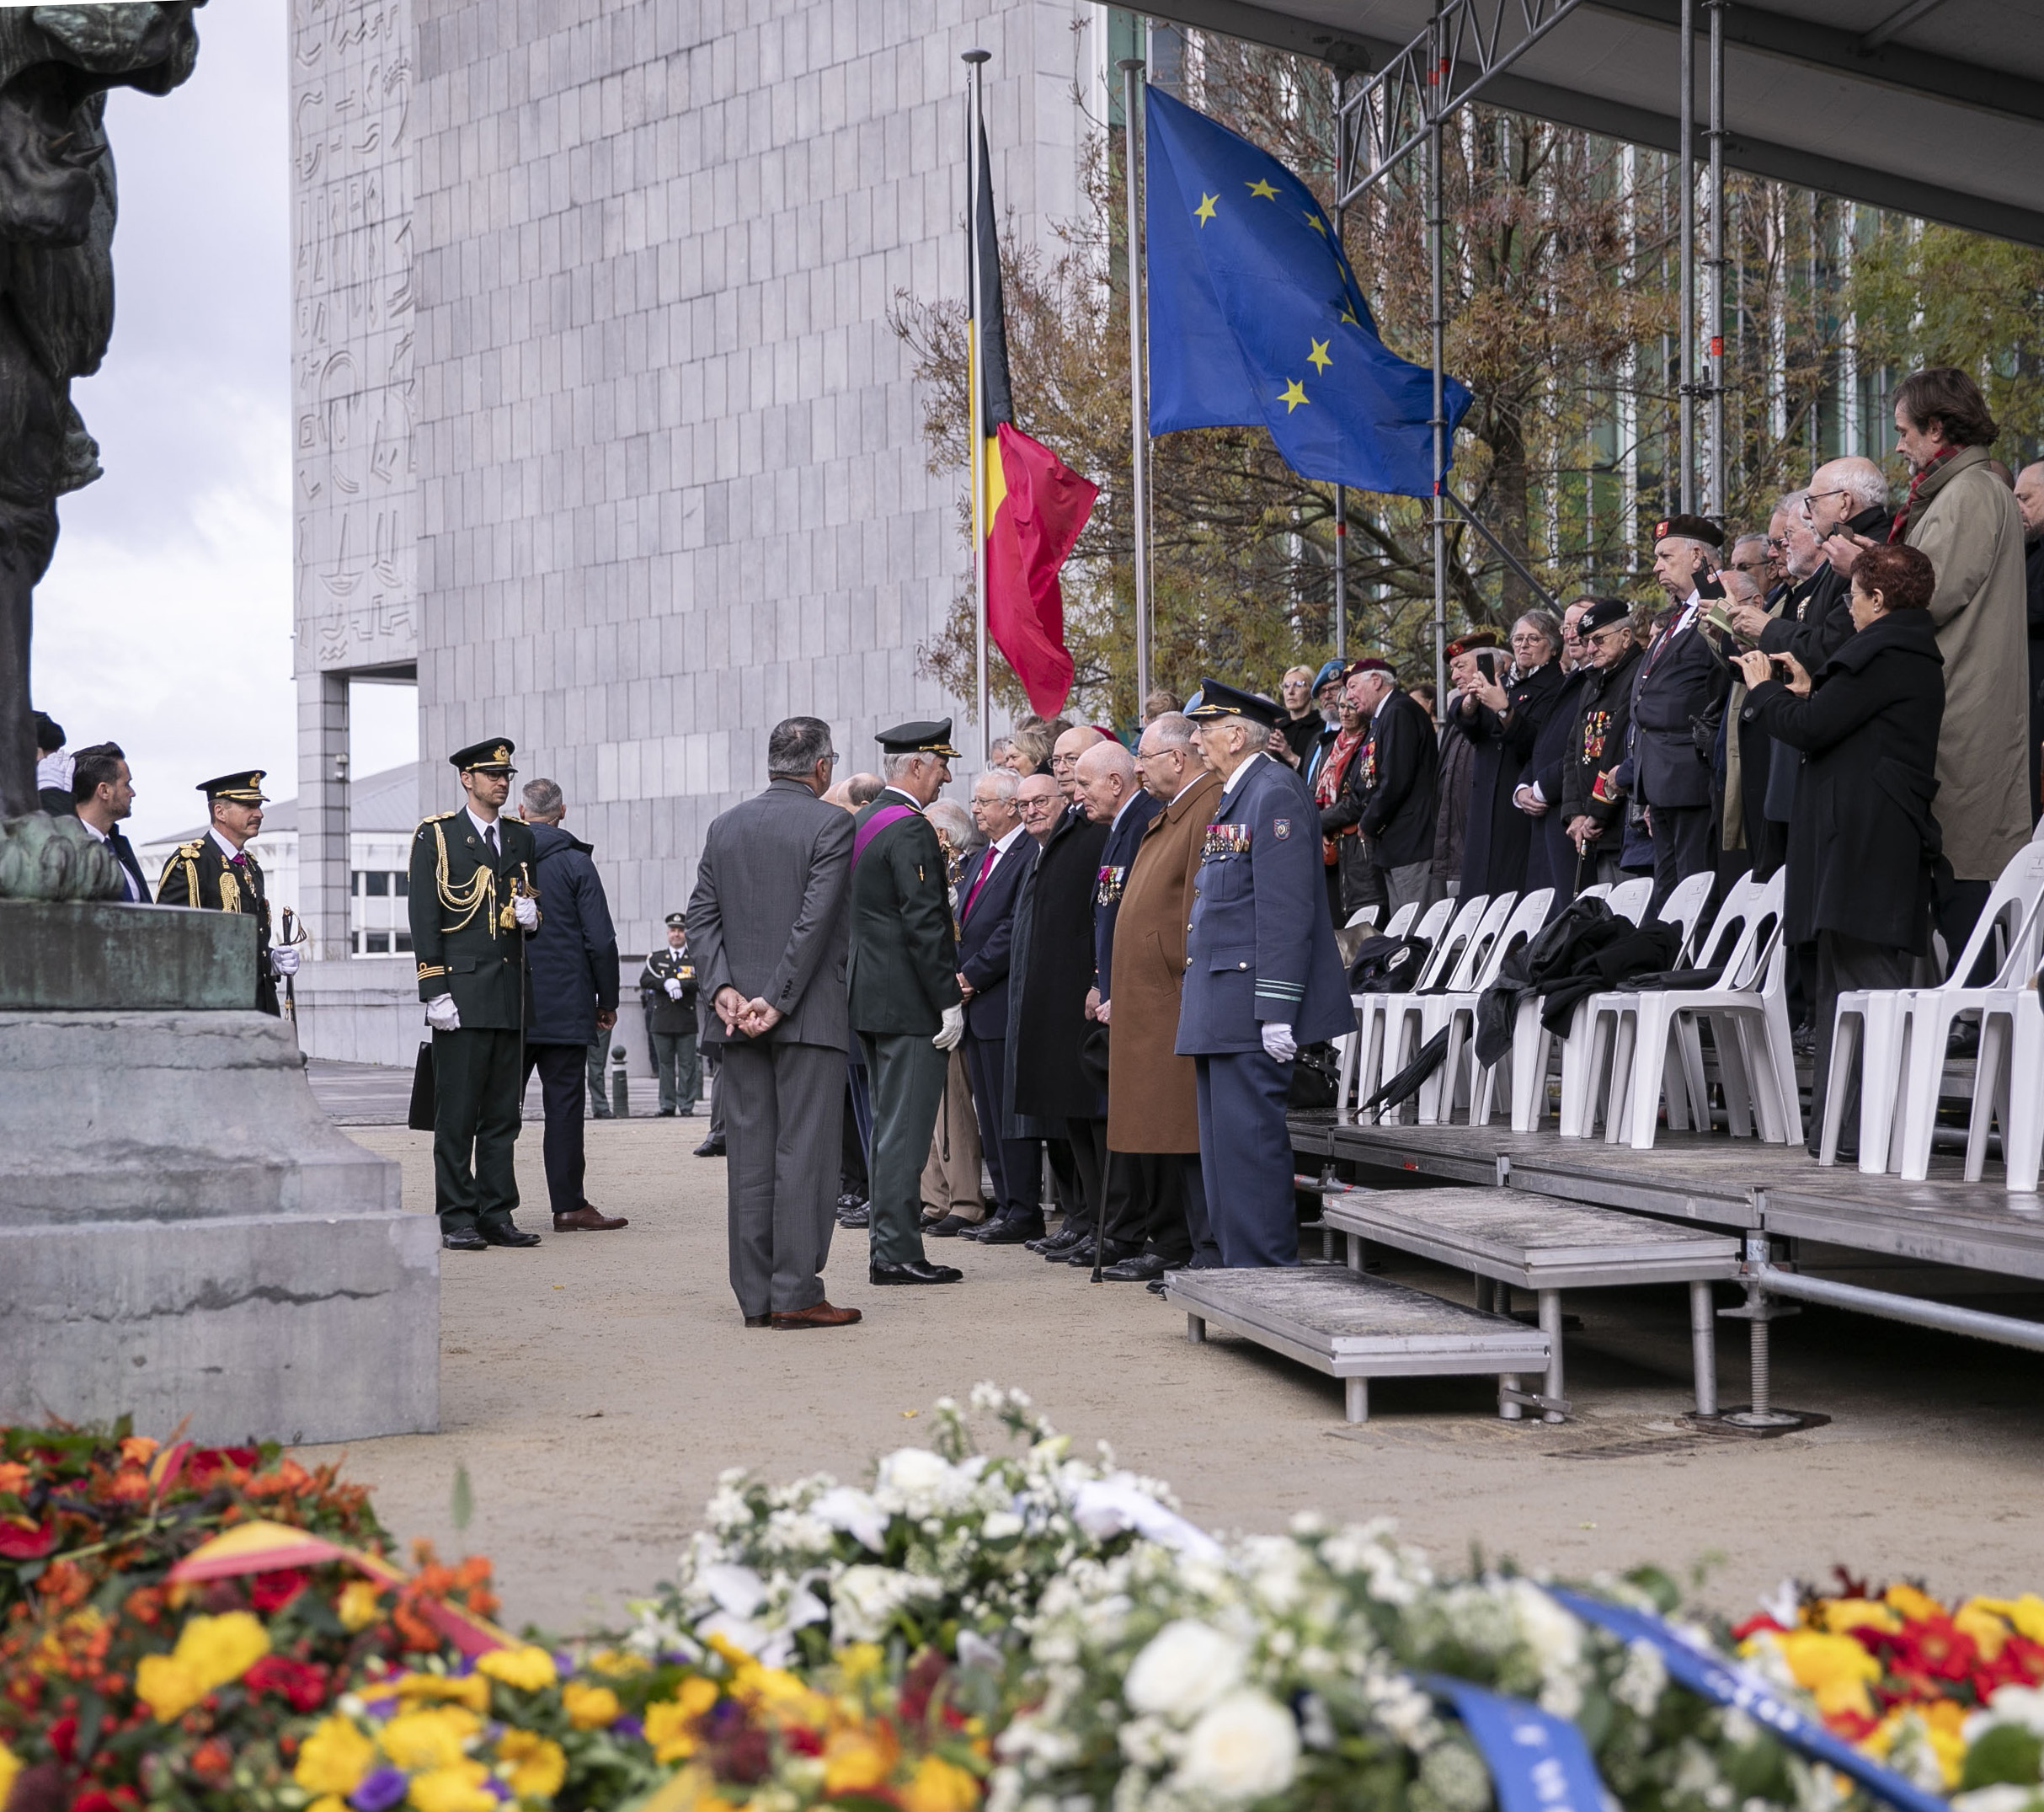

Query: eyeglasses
[{"left": 1731, "top": 559, "right": 1769, "bottom": 574}]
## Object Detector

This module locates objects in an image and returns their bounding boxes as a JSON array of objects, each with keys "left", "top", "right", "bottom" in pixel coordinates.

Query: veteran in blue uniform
[
  {"left": 1176, "top": 682, "right": 1353, "bottom": 1267},
  {"left": 408, "top": 737, "right": 544, "bottom": 1252}
]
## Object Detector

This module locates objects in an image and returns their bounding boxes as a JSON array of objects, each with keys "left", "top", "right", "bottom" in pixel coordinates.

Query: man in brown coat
[{"left": 1097, "top": 712, "right": 1224, "bottom": 1283}]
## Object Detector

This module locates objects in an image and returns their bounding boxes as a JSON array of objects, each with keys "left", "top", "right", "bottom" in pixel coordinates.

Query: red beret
[{"left": 1444, "top": 629, "right": 1500, "bottom": 660}]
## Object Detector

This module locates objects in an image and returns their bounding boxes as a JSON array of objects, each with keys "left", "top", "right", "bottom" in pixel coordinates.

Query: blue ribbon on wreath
[{"left": 1419, "top": 1675, "right": 1605, "bottom": 1812}]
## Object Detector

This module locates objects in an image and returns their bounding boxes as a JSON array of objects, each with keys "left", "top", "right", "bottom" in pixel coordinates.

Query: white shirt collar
[
  {"left": 467, "top": 807, "right": 501, "bottom": 847},
  {"left": 1169, "top": 774, "right": 1205, "bottom": 805},
  {"left": 1110, "top": 792, "right": 1141, "bottom": 830},
  {"left": 209, "top": 826, "right": 247, "bottom": 863},
  {"left": 1220, "top": 750, "right": 1264, "bottom": 798},
  {"left": 990, "top": 822, "right": 1027, "bottom": 857},
  {"left": 878, "top": 787, "right": 924, "bottom": 812}
]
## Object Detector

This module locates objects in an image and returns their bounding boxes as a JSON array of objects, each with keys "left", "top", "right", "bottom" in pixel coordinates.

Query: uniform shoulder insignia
[
  {"left": 175, "top": 840, "right": 205, "bottom": 858},
  {"left": 414, "top": 811, "right": 458, "bottom": 833}
]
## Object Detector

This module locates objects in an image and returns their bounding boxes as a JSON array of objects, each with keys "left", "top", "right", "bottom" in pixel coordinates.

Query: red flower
[
  {"left": 249, "top": 1569, "right": 310, "bottom": 1614},
  {"left": 0, "top": 1517, "right": 56, "bottom": 1560},
  {"left": 72, "top": 1793, "right": 121, "bottom": 1812},
  {"left": 243, "top": 1655, "right": 329, "bottom": 1713},
  {"left": 188, "top": 1740, "right": 232, "bottom": 1785},
  {"left": 49, "top": 1714, "right": 79, "bottom": 1762},
  {"left": 785, "top": 1728, "right": 825, "bottom": 1756},
  {"left": 1732, "top": 1613, "right": 1787, "bottom": 1642},
  {"left": 1875, "top": 1617, "right": 1979, "bottom": 1683},
  {"left": 897, "top": 1649, "right": 949, "bottom": 1726}
]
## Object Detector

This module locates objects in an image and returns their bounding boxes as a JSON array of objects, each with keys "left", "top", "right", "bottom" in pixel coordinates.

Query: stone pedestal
[{"left": 0, "top": 902, "right": 436, "bottom": 1443}]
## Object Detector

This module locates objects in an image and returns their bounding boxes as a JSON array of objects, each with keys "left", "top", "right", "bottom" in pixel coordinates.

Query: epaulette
[
  {"left": 414, "top": 810, "right": 459, "bottom": 833},
  {"left": 175, "top": 840, "right": 205, "bottom": 858}
]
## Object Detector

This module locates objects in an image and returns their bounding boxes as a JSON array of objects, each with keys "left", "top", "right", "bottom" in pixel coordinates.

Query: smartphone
[
  {"left": 1694, "top": 568, "right": 1726, "bottom": 601},
  {"left": 1473, "top": 649, "right": 1501, "bottom": 680}
]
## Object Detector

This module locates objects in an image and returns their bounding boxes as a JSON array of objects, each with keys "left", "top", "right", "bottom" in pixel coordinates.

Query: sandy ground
[{"left": 300, "top": 1119, "right": 2044, "bottom": 1638}]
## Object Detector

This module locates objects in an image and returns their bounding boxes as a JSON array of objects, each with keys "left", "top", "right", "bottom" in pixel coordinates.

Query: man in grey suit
[{"left": 686, "top": 717, "right": 862, "bottom": 1330}]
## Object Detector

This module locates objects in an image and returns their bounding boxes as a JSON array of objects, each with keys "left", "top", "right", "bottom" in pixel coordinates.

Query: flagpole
[
  {"left": 1427, "top": 9, "right": 1447, "bottom": 708},
  {"left": 964, "top": 48, "right": 991, "bottom": 765},
  {"left": 1119, "top": 55, "right": 1150, "bottom": 722},
  {"left": 1332, "top": 67, "right": 1348, "bottom": 664}
]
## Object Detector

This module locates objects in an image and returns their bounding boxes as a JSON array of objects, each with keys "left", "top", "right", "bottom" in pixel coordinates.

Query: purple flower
[
  {"left": 483, "top": 1778, "right": 511, "bottom": 1801},
  {"left": 613, "top": 1714, "right": 644, "bottom": 1740},
  {"left": 350, "top": 1767, "right": 409, "bottom": 1812}
]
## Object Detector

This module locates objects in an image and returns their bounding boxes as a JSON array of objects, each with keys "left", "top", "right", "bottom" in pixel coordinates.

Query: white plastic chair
[
  {"left": 1400, "top": 890, "right": 1522, "bottom": 1123},
  {"left": 1821, "top": 843, "right": 2044, "bottom": 1178},
  {"left": 1504, "top": 875, "right": 1685, "bottom": 1133},
  {"left": 1430, "top": 890, "right": 1552, "bottom": 1125},
  {"left": 1655, "top": 870, "right": 1718, "bottom": 963},
  {"left": 1355, "top": 894, "right": 1487, "bottom": 1123},
  {"left": 1587, "top": 870, "right": 1796, "bottom": 1151},
  {"left": 1336, "top": 897, "right": 1429, "bottom": 1120},
  {"left": 1993, "top": 981, "right": 2044, "bottom": 1193}
]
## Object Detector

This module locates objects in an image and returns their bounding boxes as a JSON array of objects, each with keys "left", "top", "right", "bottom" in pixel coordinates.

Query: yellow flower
[
  {"left": 901, "top": 1756, "right": 982, "bottom": 1812},
  {"left": 738, "top": 1664, "right": 834, "bottom": 1731},
  {"left": 588, "top": 1648, "right": 651, "bottom": 1678},
  {"left": 1884, "top": 1583, "right": 1945, "bottom": 1624},
  {"left": 477, "top": 1645, "right": 558, "bottom": 1692},
  {"left": 1772, "top": 1630, "right": 1881, "bottom": 1720},
  {"left": 296, "top": 1715, "right": 377, "bottom": 1796},
  {"left": 1818, "top": 1599, "right": 1898, "bottom": 1636},
  {"left": 497, "top": 1729, "right": 568, "bottom": 1800},
  {"left": 637, "top": 1763, "right": 713, "bottom": 1812},
  {"left": 339, "top": 1581, "right": 387, "bottom": 1631},
  {"left": 136, "top": 1610, "right": 272, "bottom": 1721},
  {"left": 835, "top": 1644, "right": 884, "bottom": 1685},
  {"left": 379, "top": 1705, "right": 483, "bottom": 1773},
  {"left": 309, "top": 1799, "right": 350, "bottom": 1812},
  {"left": 0, "top": 1741, "right": 21, "bottom": 1811},
  {"left": 1956, "top": 1601, "right": 2013, "bottom": 1660},
  {"left": 1969, "top": 1595, "right": 2044, "bottom": 1644},
  {"left": 563, "top": 1681, "right": 622, "bottom": 1729},
  {"left": 821, "top": 1724, "right": 900, "bottom": 1794},
  {"left": 394, "top": 1670, "right": 493, "bottom": 1714},
  {"left": 408, "top": 1759, "right": 499, "bottom": 1812},
  {"left": 644, "top": 1697, "right": 702, "bottom": 1765}
]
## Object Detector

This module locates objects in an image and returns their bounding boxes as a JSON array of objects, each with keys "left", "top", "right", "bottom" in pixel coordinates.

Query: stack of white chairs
[
  {"left": 1335, "top": 897, "right": 1427, "bottom": 1122},
  {"left": 1819, "top": 841, "right": 2044, "bottom": 1179},
  {"left": 1352, "top": 893, "right": 1489, "bottom": 1124},
  {"left": 1421, "top": 889, "right": 1553, "bottom": 1125},
  {"left": 1385, "top": 890, "right": 1519, "bottom": 1124},
  {"left": 1497, "top": 872, "right": 1687, "bottom": 1133},
  {"left": 1572, "top": 869, "right": 1796, "bottom": 1150}
]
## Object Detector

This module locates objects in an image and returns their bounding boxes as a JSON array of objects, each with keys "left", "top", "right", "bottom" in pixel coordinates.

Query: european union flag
[{"left": 1145, "top": 86, "right": 1472, "bottom": 499}]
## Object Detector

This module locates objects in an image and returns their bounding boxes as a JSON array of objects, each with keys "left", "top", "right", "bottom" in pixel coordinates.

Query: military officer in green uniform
[
  {"left": 408, "top": 738, "right": 544, "bottom": 1252},
  {"left": 847, "top": 719, "right": 967, "bottom": 1287},
  {"left": 156, "top": 769, "right": 297, "bottom": 1016}
]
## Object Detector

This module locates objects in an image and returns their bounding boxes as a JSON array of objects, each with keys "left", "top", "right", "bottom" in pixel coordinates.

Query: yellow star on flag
[
  {"left": 1245, "top": 178, "right": 1279, "bottom": 200},
  {"left": 1194, "top": 192, "right": 1219, "bottom": 226},
  {"left": 1340, "top": 303, "right": 1359, "bottom": 326},
  {"left": 1306, "top": 338, "right": 1332, "bottom": 373},
  {"left": 1278, "top": 378, "right": 1310, "bottom": 414},
  {"left": 1304, "top": 210, "right": 1326, "bottom": 235}
]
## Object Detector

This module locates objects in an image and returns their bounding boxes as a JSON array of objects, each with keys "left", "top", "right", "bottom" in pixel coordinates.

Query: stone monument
[{"left": 0, "top": 3, "right": 437, "bottom": 1444}]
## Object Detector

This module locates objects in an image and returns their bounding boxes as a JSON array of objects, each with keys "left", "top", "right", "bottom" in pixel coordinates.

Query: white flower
[
  {"left": 1125, "top": 1621, "right": 1246, "bottom": 1719},
  {"left": 1611, "top": 1638, "right": 1668, "bottom": 1716},
  {"left": 1983, "top": 1686, "right": 2044, "bottom": 1737},
  {"left": 1951, "top": 1789, "right": 2044, "bottom": 1812},
  {"left": 831, "top": 1563, "right": 942, "bottom": 1643},
  {"left": 878, "top": 1446, "right": 962, "bottom": 1512},
  {"left": 1172, "top": 1690, "right": 1300, "bottom": 1801},
  {"left": 700, "top": 1562, "right": 767, "bottom": 1617},
  {"left": 984, "top": 1510, "right": 1026, "bottom": 1541},
  {"left": 957, "top": 1628, "right": 1004, "bottom": 1669}
]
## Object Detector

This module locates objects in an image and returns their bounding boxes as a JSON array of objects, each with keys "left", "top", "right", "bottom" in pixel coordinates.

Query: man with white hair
[
  {"left": 1344, "top": 656, "right": 1439, "bottom": 915},
  {"left": 1728, "top": 460, "right": 1887, "bottom": 669},
  {"left": 1177, "top": 682, "right": 1351, "bottom": 1268},
  {"left": 846, "top": 719, "right": 967, "bottom": 1288}
]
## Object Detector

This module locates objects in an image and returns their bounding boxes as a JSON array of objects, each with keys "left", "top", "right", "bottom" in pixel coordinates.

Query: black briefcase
[{"left": 408, "top": 1040, "right": 436, "bottom": 1132}]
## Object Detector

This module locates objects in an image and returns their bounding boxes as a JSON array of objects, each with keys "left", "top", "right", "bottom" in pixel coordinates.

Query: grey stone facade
[{"left": 296, "top": 0, "right": 1097, "bottom": 958}]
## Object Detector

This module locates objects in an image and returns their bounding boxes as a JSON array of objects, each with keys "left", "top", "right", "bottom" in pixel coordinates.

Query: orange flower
[
  {"left": 0, "top": 1462, "right": 30, "bottom": 1497},
  {"left": 822, "top": 1721, "right": 901, "bottom": 1794}
]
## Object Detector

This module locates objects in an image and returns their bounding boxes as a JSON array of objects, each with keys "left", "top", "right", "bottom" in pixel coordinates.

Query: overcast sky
[{"left": 32, "top": 1, "right": 416, "bottom": 845}]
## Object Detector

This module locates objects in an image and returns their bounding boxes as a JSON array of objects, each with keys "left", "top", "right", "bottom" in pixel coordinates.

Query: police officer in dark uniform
[
  {"left": 156, "top": 769, "right": 297, "bottom": 1016},
  {"left": 846, "top": 719, "right": 966, "bottom": 1287},
  {"left": 639, "top": 911, "right": 702, "bottom": 1114},
  {"left": 1177, "top": 682, "right": 1352, "bottom": 1268},
  {"left": 408, "top": 738, "right": 544, "bottom": 1252},
  {"left": 1632, "top": 515, "right": 1732, "bottom": 910}
]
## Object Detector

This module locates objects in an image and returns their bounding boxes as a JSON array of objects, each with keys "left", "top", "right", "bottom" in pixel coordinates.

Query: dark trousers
[
  {"left": 1808, "top": 932, "right": 1912, "bottom": 1157},
  {"left": 1648, "top": 803, "right": 1714, "bottom": 913},
  {"left": 859, "top": 1031, "right": 945, "bottom": 1266},
  {"left": 1194, "top": 1050, "right": 1299, "bottom": 1268},
  {"left": 1065, "top": 1116, "right": 1108, "bottom": 1238},
  {"left": 722, "top": 1039, "right": 841, "bottom": 1317},
  {"left": 1177, "top": 1152, "right": 1220, "bottom": 1268},
  {"left": 522, "top": 1040, "right": 589, "bottom": 1217},
  {"left": 431, "top": 1026, "right": 524, "bottom": 1231},
  {"left": 963, "top": 1030, "right": 1039, "bottom": 1218},
  {"left": 652, "top": 1029, "right": 700, "bottom": 1112},
  {"left": 585, "top": 1035, "right": 612, "bottom": 1115},
  {"left": 1104, "top": 1151, "right": 1187, "bottom": 1263},
  {"left": 1935, "top": 872, "right": 1993, "bottom": 980},
  {"left": 840, "top": 1075, "right": 868, "bottom": 1195}
]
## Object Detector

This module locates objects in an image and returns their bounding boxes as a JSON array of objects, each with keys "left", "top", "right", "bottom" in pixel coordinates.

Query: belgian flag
[{"left": 969, "top": 121, "right": 1098, "bottom": 721}]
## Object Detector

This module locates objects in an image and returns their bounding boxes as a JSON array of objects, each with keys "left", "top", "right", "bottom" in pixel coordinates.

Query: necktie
[
  {"left": 230, "top": 853, "right": 246, "bottom": 868},
  {"left": 962, "top": 844, "right": 998, "bottom": 920},
  {"left": 484, "top": 824, "right": 499, "bottom": 861}
]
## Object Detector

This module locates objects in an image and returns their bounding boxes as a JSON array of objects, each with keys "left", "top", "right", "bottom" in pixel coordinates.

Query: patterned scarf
[
  {"left": 1891, "top": 443, "right": 1962, "bottom": 543},
  {"left": 1316, "top": 725, "right": 1364, "bottom": 864}
]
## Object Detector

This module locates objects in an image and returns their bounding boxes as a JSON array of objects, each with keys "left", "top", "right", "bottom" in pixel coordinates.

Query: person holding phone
[{"left": 1454, "top": 612, "right": 1565, "bottom": 899}]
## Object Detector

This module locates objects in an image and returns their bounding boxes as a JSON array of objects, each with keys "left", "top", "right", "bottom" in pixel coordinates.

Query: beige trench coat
[
  {"left": 1907, "top": 446, "right": 2034, "bottom": 881},
  {"left": 1105, "top": 768, "right": 1223, "bottom": 1152}
]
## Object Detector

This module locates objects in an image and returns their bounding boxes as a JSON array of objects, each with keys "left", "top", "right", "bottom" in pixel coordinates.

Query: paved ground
[
  {"left": 307, "top": 1059, "right": 702, "bottom": 1126},
  {"left": 297, "top": 1114, "right": 2044, "bottom": 1641}
]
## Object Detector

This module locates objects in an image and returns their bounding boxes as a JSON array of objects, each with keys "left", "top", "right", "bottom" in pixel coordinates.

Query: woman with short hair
[{"left": 1453, "top": 612, "right": 1566, "bottom": 900}]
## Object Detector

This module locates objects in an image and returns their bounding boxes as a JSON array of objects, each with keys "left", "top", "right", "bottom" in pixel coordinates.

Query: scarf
[
  {"left": 1316, "top": 725, "right": 1364, "bottom": 864},
  {"left": 1891, "top": 443, "right": 1963, "bottom": 543}
]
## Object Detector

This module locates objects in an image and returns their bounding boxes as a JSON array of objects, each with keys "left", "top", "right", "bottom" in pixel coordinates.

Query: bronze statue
[{"left": 0, "top": 3, "right": 203, "bottom": 888}]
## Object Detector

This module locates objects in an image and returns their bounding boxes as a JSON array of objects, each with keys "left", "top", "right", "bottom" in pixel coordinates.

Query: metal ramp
[
  {"left": 1165, "top": 1264, "right": 1550, "bottom": 1424},
  {"left": 1319, "top": 1188, "right": 1738, "bottom": 1420}
]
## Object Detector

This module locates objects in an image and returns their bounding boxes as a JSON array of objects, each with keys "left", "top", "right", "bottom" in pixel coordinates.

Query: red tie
[{"left": 962, "top": 845, "right": 998, "bottom": 921}]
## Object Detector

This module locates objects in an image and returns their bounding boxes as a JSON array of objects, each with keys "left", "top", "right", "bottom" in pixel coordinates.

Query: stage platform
[{"left": 1290, "top": 1114, "right": 2044, "bottom": 1281}]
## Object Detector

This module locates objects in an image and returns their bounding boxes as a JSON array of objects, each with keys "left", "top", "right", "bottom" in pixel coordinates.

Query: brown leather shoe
[
  {"left": 770, "top": 1300, "right": 862, "bottom": 1330},
  {"left": 554, "top": 1205, "right": 628, "bottom": 1232}
]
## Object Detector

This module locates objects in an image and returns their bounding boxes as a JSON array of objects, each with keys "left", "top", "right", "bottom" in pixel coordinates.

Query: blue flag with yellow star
[{"left": 1145, "top": 86, "right": 1470, "bottom": 498}]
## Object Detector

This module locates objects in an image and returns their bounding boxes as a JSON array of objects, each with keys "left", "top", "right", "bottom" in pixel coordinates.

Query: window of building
[
  {"left": 392, "top": 871, "right": 408, "bottom": 896},
  {"left": 364, "top": 932, "right": 392, "bottom": 954},
  {"left": 395, "top": 933, "right": 414, "bottom": 953},
  {"left": 365, "top": 871, "right": 390, "bottom": 897},
  {"left": 350, "top": 871, "right": 365, "bottom": 895}
]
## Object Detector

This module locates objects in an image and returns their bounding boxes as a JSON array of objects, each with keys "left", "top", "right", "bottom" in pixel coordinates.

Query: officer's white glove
[
  {"left": 512, "top": 893, "right": 540, "bottom": 931},
  {"left": 933, "top": 1003, "right": 965, "bottom": 1051},
  {"left": 1260, "top": 1021, "right": 1298, "bottom": 1061},
  {"left": 425, "top": 993, "right": 461, "bottom": 1033},
  {"left": 270, "top": 946, "right": 301, "bottom": 977},
  {"left": 664, "top": 976, "right": 685, "bottom": 1000}
]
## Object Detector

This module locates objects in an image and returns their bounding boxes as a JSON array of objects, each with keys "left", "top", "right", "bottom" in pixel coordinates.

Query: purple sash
[{"left": 851, "top": 804, "right": 917, "bottom": 870}]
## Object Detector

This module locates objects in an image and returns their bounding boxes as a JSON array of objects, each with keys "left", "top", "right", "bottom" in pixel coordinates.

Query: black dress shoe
[
  {"left": 478, "top": 1219, "right": 542, "bottom": 1248},
  {"left": 657, "top": 1108, "right": 676, "bottom": 1117},
  {"left": 979, "top": 1217, "right": 1046, "bottom": 1245},
  {"left": 442, "top": 1229, "right": 489, "bottom": 1252},
  {"left": 837, "top": 1206, "right": 871, "bottom": 1229},
  {"left": 926, "top": 1215, "right": 977, "bottom": 1237},
  {"left": 1078, "top": 1239, "right": 1142, "bottom": 1269},
  {"left": 1146, "top": 1279, "right": 1168, "bottom": 1296},
  {"left": 836, "top": 1192, "right": 867, "bottom": 1213},
  {"left": 694, "top": 1136, "right": 725, "bottom": 1157},
  {"left": 744, "top": 1313, "right": 772, "bottom": 1328},
  {"left": 1102, "top": 1253, "right": 1171, "bottom": 1282},
  {"left": 870, "top": 1259, "right": 963, "bottom": 1286}
]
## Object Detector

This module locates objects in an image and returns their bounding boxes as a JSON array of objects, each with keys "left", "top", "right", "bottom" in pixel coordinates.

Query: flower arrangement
[{"left": 1737, "top": 1573, "right": 2044, "bottom": 1803}]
